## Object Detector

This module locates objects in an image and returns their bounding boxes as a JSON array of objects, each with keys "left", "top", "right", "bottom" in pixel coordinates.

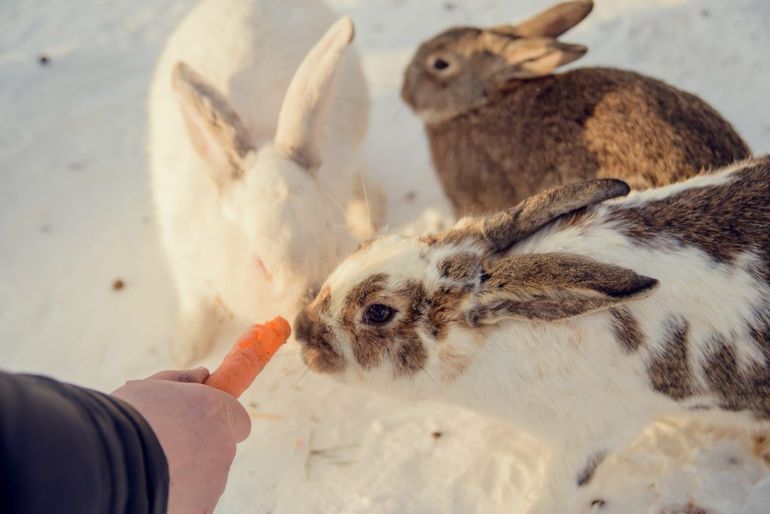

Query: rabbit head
[
  {"left": 401, "top": 0, "right": 592, "bottom": 124},
  {"left": 295, "top": 178, "right": 658, "bottom": 398},
  {"left": 170, "top": 18, "right": 359, "bottom": 289}
]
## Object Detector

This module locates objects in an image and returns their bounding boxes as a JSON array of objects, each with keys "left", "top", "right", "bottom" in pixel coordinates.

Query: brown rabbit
[{"left": 401, "top": 0, "right": 751, "bottom": 217}]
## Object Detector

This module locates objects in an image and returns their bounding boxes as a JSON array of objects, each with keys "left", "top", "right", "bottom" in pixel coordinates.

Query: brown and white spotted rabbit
[
  {"left": 401, "top": 0, "right": 751, "bottom": 217},
  {"left": 295, "top": 156, "right": 770, "bottom": 513}
]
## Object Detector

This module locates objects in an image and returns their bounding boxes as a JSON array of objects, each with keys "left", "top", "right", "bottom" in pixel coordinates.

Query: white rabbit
[
  {"left": 149, "top": 14, "right": 371, "bottom": 364},
  {"left": 295, "top": 157, "right": 770, "bottom": 513},
  {"left": 149, "top": 0, "right": 381, "bottom": 222}
]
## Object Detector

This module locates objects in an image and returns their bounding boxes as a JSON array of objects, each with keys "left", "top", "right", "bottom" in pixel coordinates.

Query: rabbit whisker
[
  {"left": 316, "top": 180, "right": 347, "bottom": 220},
  {"left": 358, "top": 171, "right": 372, "bottom": 234},
  {"left": 294, "top": 366, "right": 311, "bottom": 387},
  {"left": 423, "top": 367, "right": 440, "bottom": 387}
]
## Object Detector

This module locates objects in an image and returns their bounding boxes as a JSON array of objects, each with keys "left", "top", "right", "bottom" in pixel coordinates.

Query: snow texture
[{"left": 2, "top": 0, "right": 770, "bottom": 513}]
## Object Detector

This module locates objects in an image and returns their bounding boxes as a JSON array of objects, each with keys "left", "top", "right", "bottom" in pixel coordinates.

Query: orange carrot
[{"left": 204, "top": 316, "right": 291, "bottom": 398}]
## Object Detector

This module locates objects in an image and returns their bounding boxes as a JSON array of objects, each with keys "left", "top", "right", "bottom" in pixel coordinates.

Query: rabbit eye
[
  {"left": 363, "top": 304, "right": 397, "bottom": 325},
  {"left": 432, "top": 57, "right": 450, "bottom": 71}
]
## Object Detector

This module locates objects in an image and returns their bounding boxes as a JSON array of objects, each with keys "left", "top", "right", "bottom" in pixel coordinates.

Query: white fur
[{"left": 149, "top": 1, "right": 378, "bottom": 363}]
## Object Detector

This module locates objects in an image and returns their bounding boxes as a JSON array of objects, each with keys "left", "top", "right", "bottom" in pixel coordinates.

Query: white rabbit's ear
[
  {"left": 482, "top": 33, "right": 587, "bottom": 78},
  {"left": 274, "top": 17, "right": 355, "bottom": 172},
  {"left": 492, "top": 0, "right": 593, "bottom": 38},
  {"left": 172, "top": 62, "right": 254, "bottom": 188},
  {"left": 465, "top": 253, "right": 658, "bottom": 326}
]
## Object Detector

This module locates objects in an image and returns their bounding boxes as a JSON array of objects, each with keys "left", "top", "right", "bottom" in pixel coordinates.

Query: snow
[{"left": 2, "top": 0, "right": 770, "bottom": 513}]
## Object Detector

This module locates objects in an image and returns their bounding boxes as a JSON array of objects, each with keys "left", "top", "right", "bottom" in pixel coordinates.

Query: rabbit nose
[
  {"left": 294, "top": 310, "right": 331, "bottom": 351},
  {"left": 294, "top": 310, "right": 314, "bottom": 343},
  {"left": 294, "top": 309, "right": 346, "bottom": 373}
]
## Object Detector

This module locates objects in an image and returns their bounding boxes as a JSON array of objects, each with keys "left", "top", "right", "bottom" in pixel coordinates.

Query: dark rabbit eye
[
  {"left": 363, "top": 304, "right": 397, "bottom": 325},
  {"left": 432, "top": 57, "right": 450, "bottom": 71}
]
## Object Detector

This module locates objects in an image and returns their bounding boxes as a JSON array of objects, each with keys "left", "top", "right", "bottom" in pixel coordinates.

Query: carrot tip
[{"left": 204, "top": 316, "right": 292, "bottom": 397}]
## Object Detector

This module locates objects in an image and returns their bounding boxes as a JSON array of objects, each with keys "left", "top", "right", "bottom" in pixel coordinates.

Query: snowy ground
[{"left": 2, "top": 0, "right": 770, "bottom": 513}]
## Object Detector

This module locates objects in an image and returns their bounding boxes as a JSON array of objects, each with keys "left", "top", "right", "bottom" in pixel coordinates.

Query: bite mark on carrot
[{"left": 204, "top": 316, "right": 290, "bottom": 397}]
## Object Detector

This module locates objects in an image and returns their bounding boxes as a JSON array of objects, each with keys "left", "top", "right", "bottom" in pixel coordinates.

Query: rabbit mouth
[{"left": 300, "top": 343, "right": 345, "bottom": 374}]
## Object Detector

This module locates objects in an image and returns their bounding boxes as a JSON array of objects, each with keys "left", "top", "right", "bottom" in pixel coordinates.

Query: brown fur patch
[
  {"left": 392, "top": 280, "right": 430, "bottom": 376},
  {"left": 703, "top": 334, "right": 744, "bottom": 410},
  {"left": 468, "top": 253, "right": 657, "bottom": 324},
  {"left": 172, "top": 62, "right": 253, "bottom": 183},
  {"left": 438, "top": 345, "right": 472, "bottom": 382},
  {"left": 340, "top": 274, "right": 389, "bottom": 369},
  {"left": 338, "top": 276, "right": 430, "bottom": 375},
  {"left": 343, "top": 274, "right": 389, "bottom": 314},
  {"left": 398, "top": 280, "right": 429, "bottom": 321},
  {"left": 426, "top": 286, "right": 468, "bottom": 339},
  {"left": 310, "top": 287, "right": 331, "bottom": 315},
  {"left": 659, "top": 503, "right": 708, "bottom": 514},
  {"left": 606, "top": 160, "right": 770, "bottom": 284},
  {"left": 747, "top": 312, "right": 770, "bottom": 418},
  {"left": 609, "top": 307, "right": 645, "bottom": 353},
  {"left": 480, "top": 179, "right": 630, "bottom": 253},
  {"left": 557, "top": 206, "right": 592, "bottom": 230},
  {"left": 419, "top": 224, "right": 480, "bottom": 248},
  {"left": 415, "top": 64, "right": 749, "bottom": 217},
  {"left": 502, "top": 0, "right": 593, "bottom": 39},
  {"left": 648, "top": 316, "right": 693, "bottom": 400},
  {"left": 483, "top": 254, "right": 657, "bottom": 298},
  {"left": 393, "top": 336, "right": 428, "bottom": 376},
  {"left": 439, "top": 252, "right": 481, "bottom": 285},
  {"left": 469, "top": 294, "right": 614, "bottom": 325},
  {"left": 352, "top": 329, "right": 391, "bottom": 370},
  {"left": 294, "top": 308, "right": 346, "bottom": 374},
  {"left": 687, "top": 404, "right": 714, "bottom": 412},
  {"left": 576, "top": 450, "right": 607, "bottom": 487},
  {"left": 753, "top": 434, "right": 770, "bottom": 465},
  {"left": 702, "top": 316, "right": 770, "bottom": 419}
]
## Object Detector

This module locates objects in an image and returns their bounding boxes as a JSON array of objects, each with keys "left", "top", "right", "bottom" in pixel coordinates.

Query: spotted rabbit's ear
[
  {"left": 464, "top": 253, "right": 658, "bottom": 326},
  {"left": 436, "top": 179, "right": 629, "bottom": 253},
  {"left": 491, "top": 0, "right": 594, "bottom": 39},
  {"left": 480, "top": 179, "right": 629, "bottom": 253},
  {"left": 172, "top": 62, "right": 254, "bottom": 190}
]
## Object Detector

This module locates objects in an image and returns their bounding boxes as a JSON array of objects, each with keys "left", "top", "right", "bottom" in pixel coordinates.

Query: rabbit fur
[
  {"left": 295, "top": 156, "right": 770, "bottom": 512},
  {"left": 401, "top": 0, "right": 750, "bottom": 217}
]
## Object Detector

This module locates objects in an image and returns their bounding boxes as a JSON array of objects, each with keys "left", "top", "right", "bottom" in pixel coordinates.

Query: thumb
[
  {"left": 215, "top": 391, "right": 252, "bottom": 443},
  {"left": 147, "top": 367, "right": 210, "bottom": 383}
]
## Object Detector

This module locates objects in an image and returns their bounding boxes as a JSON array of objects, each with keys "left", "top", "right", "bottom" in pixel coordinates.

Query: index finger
[{"left": 147, "top": 367, "right": 210, "bottom": 383}]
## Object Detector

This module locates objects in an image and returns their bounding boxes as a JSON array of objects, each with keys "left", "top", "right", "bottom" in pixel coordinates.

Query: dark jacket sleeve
[{"left": 0, "top": 371, "right": 168, "bottom": 514}]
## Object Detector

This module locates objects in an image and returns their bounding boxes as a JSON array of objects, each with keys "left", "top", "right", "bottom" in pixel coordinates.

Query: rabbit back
[{"left": 428, "top": 67, "right": 750, "bottom": 216}]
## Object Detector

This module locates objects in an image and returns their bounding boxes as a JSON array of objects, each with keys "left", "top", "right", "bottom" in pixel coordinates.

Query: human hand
[{"left": 112, "top": 368, "right": 251, "bottom": 514}]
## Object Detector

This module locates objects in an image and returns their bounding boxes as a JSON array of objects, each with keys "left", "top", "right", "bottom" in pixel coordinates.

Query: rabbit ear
[
  {"left": 483, "top": 33, "right": 587, "bottom": 78},
  {"left": 172, "top": 62, "right": 254, "bottom": 187},
  {"left": 493, "top": 0, "right": 593, "bottom": 39},
  {"left": 480, "top": 179, "right": 630, "bottom": 253},
  {"left": 274, "top": 17, "right": 355, "bottom": 172},
  {"left": 465, "top": 253, "right": 658, "bottom": 326}
]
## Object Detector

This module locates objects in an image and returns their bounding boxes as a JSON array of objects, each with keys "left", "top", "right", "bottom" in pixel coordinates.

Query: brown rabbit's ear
[
  {"left": 465, "top": 253, "right": 658, "bottom": 326},
  {"left": 483, "top": 34, "right": 587, "bottom": 78},
  {"left": 493, "top": 0, "right": 593, "bottom": 39},
  {"left": 172, "top": 62, "right": 254, "bottom": 189}
]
